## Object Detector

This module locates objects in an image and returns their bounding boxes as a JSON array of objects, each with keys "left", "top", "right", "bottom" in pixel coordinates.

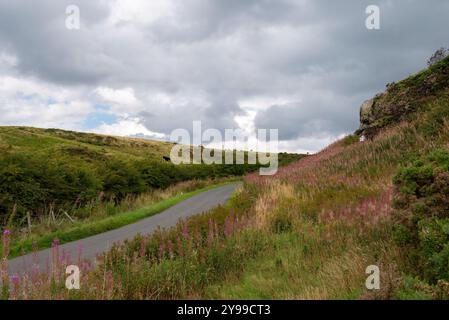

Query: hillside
[
  {"left": 2, "top": 56, "right": 449, "bottom": 299},
  {"left": 0, "top": 126, "right": 176, "bottom": 168},
  {"left": 0, "top": 127, "right": 302, "bottom": 227}
]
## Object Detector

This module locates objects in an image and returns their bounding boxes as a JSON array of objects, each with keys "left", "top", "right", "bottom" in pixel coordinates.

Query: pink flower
[
  {"left": 3, "top": 229, "right": 11, "bottom": 236},
  {"left": 52, "top": 238, "right": 60, "bottom": 247},
  {"left": 224, "top": 216, "right": 233, "bottom": 237},
  {"left": 10, "top": 274, "right": 20, "bottom": 286},
  {"left": 181, "top": 221, "right": 190, "bottom": 239}
]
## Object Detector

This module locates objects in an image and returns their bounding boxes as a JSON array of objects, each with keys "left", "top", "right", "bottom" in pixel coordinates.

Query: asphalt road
[{"left": 8, "top": 183, "right": 241, "bottom": 275}]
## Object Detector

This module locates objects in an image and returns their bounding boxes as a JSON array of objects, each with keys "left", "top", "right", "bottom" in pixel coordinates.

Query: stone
[{"left": 359, "top": 98, "right": 375, "bottom": 129}]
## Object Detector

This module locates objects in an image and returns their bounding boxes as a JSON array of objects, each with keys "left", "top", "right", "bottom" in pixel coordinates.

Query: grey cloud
[
  {"left": 139, "top": 92, "right": 240, "bottom": 135},
  {"left": 0, "top": 0, "right": 111, "bottom": 84},
  {"left": 254, "top": 93, "right": 363, "bottom": 140},
  {"left": 1, "top": 0, "right": 449, "bottom": 151}
]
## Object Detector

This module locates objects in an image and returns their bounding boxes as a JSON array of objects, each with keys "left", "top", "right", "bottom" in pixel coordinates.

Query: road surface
[{"left": 8, "top": 183, "right": 241, "bottom": 275}]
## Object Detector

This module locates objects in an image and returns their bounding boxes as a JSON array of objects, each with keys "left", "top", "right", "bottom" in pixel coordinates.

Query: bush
[
  {"left": 393, "top": 148, "right": 449, "bottom": 282},
  {"left": 418, "top": 218, "right": 449, "bottom": 281}
]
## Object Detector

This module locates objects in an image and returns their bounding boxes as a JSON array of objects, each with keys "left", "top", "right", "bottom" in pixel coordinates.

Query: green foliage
[
  {"left": 393, "top": 148, "right": 449, "bottom": 282},
  {"left": 340, "top": 134, "right": 360, "bottom": 147},
  {"left": 416, "top": 97, "right": 449, "bottom": 138},
  {"left": 0, "top": 126, "right": 302, "bottom": 228},
  {"left": 393, "top": 162, "right": 434, "bottom": 197},
  {"left": 8, "top": 183, "right": 230, "bottom": 257},
  {"left": 360, "top": 55, "right": 449, "bottom": 138},
  {"left": 0, "top": 153, "right": 102, "bottom": 224},
  {"left": 394, "top": 276, "right": 434, "bottom": 300},
  {"left": 269, "top": 211, "right": 293, "bottom": 234},
  {"left": 418, "top": 218, "right": 449, "bottom": 281}
]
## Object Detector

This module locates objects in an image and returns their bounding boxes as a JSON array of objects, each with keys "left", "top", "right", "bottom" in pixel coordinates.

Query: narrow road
[{"left": 8, "top": 183, "right": 241, "bottom": 275}]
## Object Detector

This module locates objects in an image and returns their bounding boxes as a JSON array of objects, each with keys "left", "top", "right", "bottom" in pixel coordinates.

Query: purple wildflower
[
  {"left": 181, "top": 221, "right": 190, "bottom": 239},
  {"left": 10, "top": 274, "right": 20, "bottom": 286},
  {"left": 77, "top": 244, "right": 84, "bottom": 261},
  {"left": 158, "top": 241, "right": 166, "bottom": 259},
  {"left": 52, "top": 238, "right": 60, "bottom": 247},
  {"left": 224, "top": 216, "right": 233, "bottom": 237},
  {"left": 207, "top": 219, "right": 214, "bottom": 248}
]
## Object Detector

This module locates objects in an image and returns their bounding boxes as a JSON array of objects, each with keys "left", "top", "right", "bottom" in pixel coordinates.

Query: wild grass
[
  {"left": 0, "top": 117, "right": 416, "bottom": 299},
  {"left": 1, "top": 86, "right": 449, "bottom": 299},
  {"left": 7, "top": 178, "right": 238, "bottom": 258}
]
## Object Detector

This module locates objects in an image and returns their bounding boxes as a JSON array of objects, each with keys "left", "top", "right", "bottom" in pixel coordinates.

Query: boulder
[
  {"left": 359, "top": 98, "right": 375, "bottom": 130},
  {"left": 356, "top": 55, "right": 449, "bottom": 138}
]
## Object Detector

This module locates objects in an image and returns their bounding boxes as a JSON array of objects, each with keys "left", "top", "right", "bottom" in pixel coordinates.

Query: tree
[{"left": 427, "top": 47, "right": 448, "bottom": 67}]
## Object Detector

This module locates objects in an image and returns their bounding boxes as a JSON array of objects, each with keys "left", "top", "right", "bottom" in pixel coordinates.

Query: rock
[
  {"left": 356, "top": 55, "right": 449, "bottom": 138},
  {"left": 359, "top": 98, "right": 375, "bottom": 130}
]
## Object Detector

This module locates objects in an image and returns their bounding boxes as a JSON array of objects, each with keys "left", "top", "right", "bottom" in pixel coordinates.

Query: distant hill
[{"left": 0, "top": 126, "right": 177, "bottom": 163}]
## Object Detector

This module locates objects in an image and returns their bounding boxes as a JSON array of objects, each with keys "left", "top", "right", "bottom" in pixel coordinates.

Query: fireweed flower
[
  {"left": 10, "top": 274, "right": 20, "bottom": 286},
  {"left": 2, "top": 229, "right": 11, "bottom": 259},
  {"left": 52, "top": 238, "right": 60, "bottom": 247},
  {"left": 207, "top": 219, "right": 214, "bottom": 248},
  {"left": 158, "top": 241, "right": 166, "bottom": 259},
  {"left": 181, "top": 221, "right": 190, "bottom": 239},
  {"left": 77, "top": 243, "right": 84, "bottom": 261}
]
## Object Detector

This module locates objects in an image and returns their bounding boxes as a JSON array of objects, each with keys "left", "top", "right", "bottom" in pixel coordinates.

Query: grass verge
[{"left": 9, "top": 181, "right": 238, "bottom": 258}]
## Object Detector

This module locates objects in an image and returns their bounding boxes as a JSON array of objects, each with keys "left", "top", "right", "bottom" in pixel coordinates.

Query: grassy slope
[
  {"left": 0, "top": 126, "right": 175, "bottom": 166},
  {"left": 0, "top": 126, "right": 303, "bottom": 163},
  {"left": 202, "top": 58, "right": 449, "bottom": 299},
  {"left": 0, "top": 126, "right": 177, "bottom": 223}
]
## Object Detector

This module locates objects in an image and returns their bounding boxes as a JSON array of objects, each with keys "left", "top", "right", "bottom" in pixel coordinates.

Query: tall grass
[
  {"left": 6, "top": 177, "right": 237, "bottom": 257},
  {"left": 2, "top": 98, "right": 449, "bottom": 299}
]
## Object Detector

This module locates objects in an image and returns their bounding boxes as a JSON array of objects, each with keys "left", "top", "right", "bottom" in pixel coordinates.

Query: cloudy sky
[{"left": 0, "top": 0, "right": 448, "bottom": 153}]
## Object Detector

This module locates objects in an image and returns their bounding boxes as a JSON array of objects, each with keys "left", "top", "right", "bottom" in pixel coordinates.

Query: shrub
[
  {"left": 340, "top": 134, "right": 360, "bottom": 146},
  {"left": 393, "top": 148, "right": 449, "bottom": 282}
]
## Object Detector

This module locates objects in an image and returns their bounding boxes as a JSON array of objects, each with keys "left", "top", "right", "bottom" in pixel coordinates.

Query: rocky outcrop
[
  {"left": 359, "top": 98, "right": 376, "bottom": 131},
  {"left": 356, "top": 55, "right": 449, "bottom": 138}
]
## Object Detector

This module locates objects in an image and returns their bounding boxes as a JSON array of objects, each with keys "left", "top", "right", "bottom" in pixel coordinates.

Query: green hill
[{"left": 0, "top": 126, "right": 303, "bottom": 227}]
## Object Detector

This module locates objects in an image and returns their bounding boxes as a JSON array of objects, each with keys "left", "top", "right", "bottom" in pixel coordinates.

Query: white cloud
[
  {"left": 94, "top": 87, "right": 138, "bottom": 106},
  {"left": 94, "top": 86, "right": 142, "bottom": 115},
  {"left": 108, "top": 0, "right": 174, "bottom": 26},
  {"left": 0, "top": 75, "right": 93, "bottom": 129},
  {"left": 92, "top": 117, "right": 166, "bottom": 139}
]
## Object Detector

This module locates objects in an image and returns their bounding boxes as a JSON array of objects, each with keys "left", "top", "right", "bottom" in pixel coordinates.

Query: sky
[{"left": 0, "top": 0, "right": 448, "bottom": 153}]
